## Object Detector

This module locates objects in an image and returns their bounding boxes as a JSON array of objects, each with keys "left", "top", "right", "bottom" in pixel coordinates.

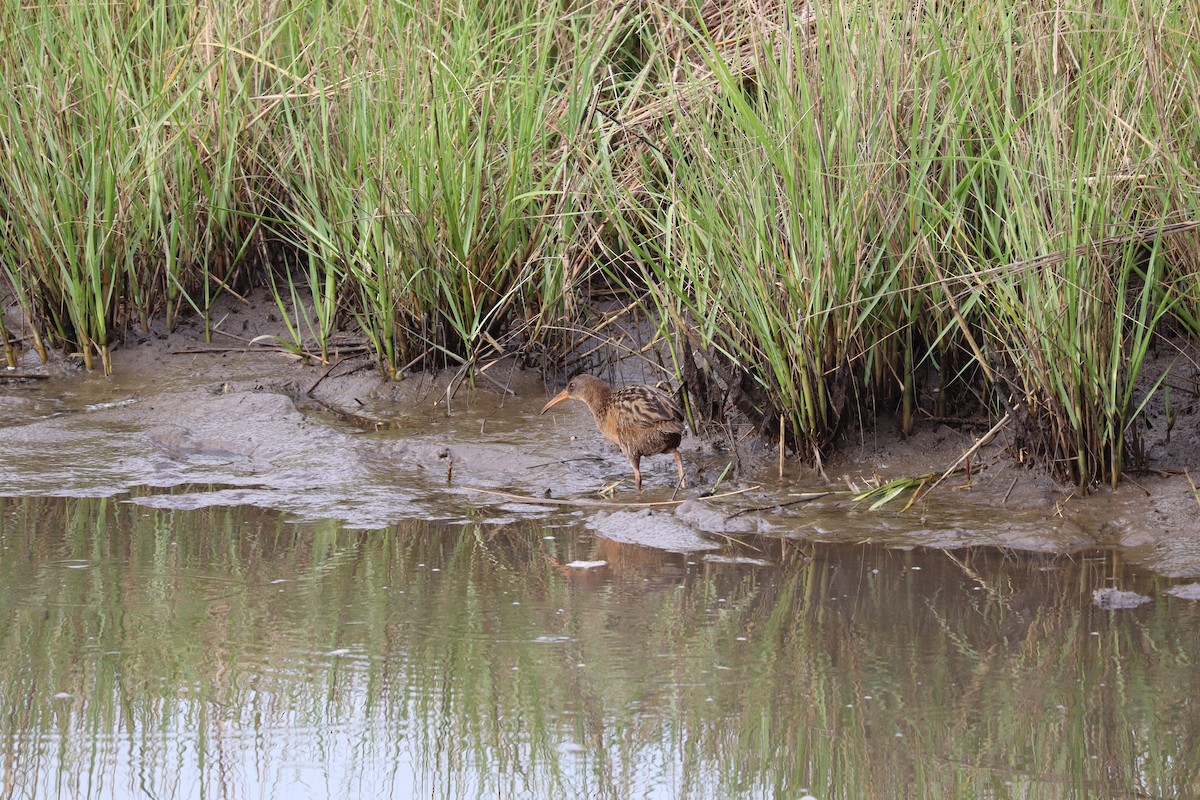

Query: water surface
[{"left": 2, "top": 494, "right": 1199, "bottom": 799}]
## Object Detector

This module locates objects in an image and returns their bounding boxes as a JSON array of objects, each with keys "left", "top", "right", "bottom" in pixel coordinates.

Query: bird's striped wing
[{"left": 612, "top": 386, "right": 685, "bottom": 434}]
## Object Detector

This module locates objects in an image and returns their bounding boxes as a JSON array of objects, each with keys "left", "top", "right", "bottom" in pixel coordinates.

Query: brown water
[{"left": 3, "top": 494, "right": 1200, "bottom": 800}]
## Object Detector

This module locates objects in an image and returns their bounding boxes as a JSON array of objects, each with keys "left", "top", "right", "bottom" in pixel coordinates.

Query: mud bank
[{"left": 3, "top": 292, "right": 1199, "bottom": 576}]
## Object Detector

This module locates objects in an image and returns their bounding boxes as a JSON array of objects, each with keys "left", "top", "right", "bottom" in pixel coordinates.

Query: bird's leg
[
  {"left": 631, "top": 455, "right": 643, "bottom": 492},
  {"left": 672, "top": 450, "right": 686, "bottom": 489}
]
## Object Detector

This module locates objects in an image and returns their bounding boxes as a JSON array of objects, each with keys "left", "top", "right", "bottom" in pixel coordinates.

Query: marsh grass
[
  {"left": 1, "top": 0, "right": 1197, "bottom": 486},
  {"left": 601, "top": 0, "right": 1200, "bottom": 487}
]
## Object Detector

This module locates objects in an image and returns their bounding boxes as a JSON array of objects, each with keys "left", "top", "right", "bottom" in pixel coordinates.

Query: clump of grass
[
  {"left": 251, "top": 0, "right": 628, "bottom": 375},
  {"left": 0, "top": 2, "right": 258, "bottom": 372},
  {"left": 602, "top": 2, "right": 977, "bottom": 458},
  {"left": 937, "top": 3, "right": 1196, "bottom": 488}
]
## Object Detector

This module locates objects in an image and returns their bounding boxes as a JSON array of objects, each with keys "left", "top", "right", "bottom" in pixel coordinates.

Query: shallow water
[
  {"left": 3, "top": 494, "right": 1200, "bottom": 799},
  {"left": 5, "top": 365, "right": 1189, "bottom": 569}
]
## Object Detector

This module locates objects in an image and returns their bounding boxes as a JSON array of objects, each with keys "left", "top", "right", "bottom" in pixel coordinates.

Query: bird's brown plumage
[{"left": 540, "top": 374, "right": 686, "bottom": 491}]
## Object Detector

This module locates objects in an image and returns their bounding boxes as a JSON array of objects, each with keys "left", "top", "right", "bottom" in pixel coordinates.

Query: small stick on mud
[
  {"left": 306, "top": 360, "right": 341, "bottom": 396},
  {"left": 306, "top": 353, "right": 369, "bottom": 396},
  {"left": 443, "top": 360, "right": 472, "bottom": 412},
  {"left": 920, "top": 412, "right": 1011, "bottom": 500},
  {"left": 724, "top": 492, "right": 834, "bottom": 520},
  {"left": 472, "top": 358, "right": 517, "bottom": 396},
  {"left": 397, "top": 348, "right": 431, "bottom": 375},
  {"left": 778, "top": 416, "right": 785, "bottom": 478}
]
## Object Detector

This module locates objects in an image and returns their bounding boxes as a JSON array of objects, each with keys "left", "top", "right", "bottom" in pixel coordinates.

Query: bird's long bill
[{"left": 540, "top": 389, "right": 571, "bottom": 415}]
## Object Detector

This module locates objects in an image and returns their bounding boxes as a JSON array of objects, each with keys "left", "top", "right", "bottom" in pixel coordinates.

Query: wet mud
[{"left": 3, "top": 292, "right": 1200, "bottom": 578}]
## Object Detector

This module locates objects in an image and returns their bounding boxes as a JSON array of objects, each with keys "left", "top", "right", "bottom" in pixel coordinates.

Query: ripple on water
[{"left": 6, "top": 482, "right": 1200, "bottom": 799}]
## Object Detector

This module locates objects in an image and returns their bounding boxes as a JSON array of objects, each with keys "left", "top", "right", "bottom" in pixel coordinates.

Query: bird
[{"left": 540, "top": 374, "right": 686, "bottom": 491}]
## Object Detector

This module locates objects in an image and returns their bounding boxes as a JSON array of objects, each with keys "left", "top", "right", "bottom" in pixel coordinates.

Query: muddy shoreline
[{"left": 4, "top": 292, "right": 1199, "bottom": 577}]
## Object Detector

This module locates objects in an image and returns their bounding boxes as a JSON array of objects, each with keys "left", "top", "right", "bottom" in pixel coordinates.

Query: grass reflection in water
[{"left": 1, "top": 494, "right": 1198, "bottom": 800}]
